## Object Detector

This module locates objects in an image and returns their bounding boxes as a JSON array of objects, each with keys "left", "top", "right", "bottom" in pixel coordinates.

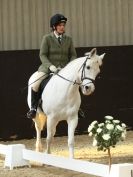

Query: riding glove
[{"left": 49, "top": 65, "right": 58, "bottom": 73}]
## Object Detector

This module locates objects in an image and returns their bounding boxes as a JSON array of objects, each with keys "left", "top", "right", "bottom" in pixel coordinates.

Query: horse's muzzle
[{"left": 81, "top": 83, "right": 95, "bottom": 95}]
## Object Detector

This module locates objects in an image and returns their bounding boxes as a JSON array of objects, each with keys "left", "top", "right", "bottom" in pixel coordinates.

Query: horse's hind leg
[
  {"left": 34, "top": 112, "right": 47, "bottom": 152},
  {"left": 67, "top": 117, "right": 78, "bottom": 158},
  {"left": 46, "top": 118, "right": 57, "bottom": 154}
]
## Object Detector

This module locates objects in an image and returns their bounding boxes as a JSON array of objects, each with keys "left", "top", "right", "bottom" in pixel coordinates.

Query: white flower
[
  {"left": 88, "top": 125, "right": 94, "bottom": 132},
  {"left": 106, "top": 124, "right": 114, "bottom": 130},
  {"left": 91, "top": 120, "right": 98, "bottom": 126},
  {"left": 97, "top": 128, "right": 102, "bottom": 134},
  {"left": 121, "top": 132, "right": 126, "bottom": 140},
  {"left": 113, "top": 120, "right": 120, "bottom": 124},
  {"left": 122, "top": 129, "right": 127, "bottom": 136},
  {"left": 98, "top": 123, "right": 104, "bottom": 127},
  {"left": 124, "top": 129, "right": 127, "bottom": 135},
  {"left": 116, "top": 125, "right": 123, "bottom": 131},
  {"left": 105, "top": 115, "right": 113, "bottom": 120},
  {"left": 88, "top": 132, "right": 93, "bottom": 136},
  {"left": 93, "top": 138, "right": 97, "bottom": 146},
  {"left": 121, "top": 123, "right": 126, "bottom": 128},
  {"left": 102, "top": 134, "right": 111, "bottom": 140},
  {"left": 105, "top": 120, "right": 111, "bottom": 124}
]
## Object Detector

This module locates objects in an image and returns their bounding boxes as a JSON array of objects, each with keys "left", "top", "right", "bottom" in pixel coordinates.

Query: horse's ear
[
  {"left": 90, "top": 48, "right": 97, "bottom": 57},
  {"left": 100, "top": 53, "right": 106, "bottom": 60},
  {"left": 84, "top": 48, "right": 97, "bottom": 58},
  {"left": 98, "top": 53, "right": 106, "bottom": 66}
]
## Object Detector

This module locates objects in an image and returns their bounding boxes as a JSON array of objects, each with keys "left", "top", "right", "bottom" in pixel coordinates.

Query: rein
[
  {"left": 21, "top": 73, "right": 49, "bottom": 92},
  {"left": 22, "top": 56, "right": 95, "bottom": 92},
  {"left": 56, "top": 73, "right": 81, "bottom": 85},
  {"left": 56, "top": 56, "right": 95, "bottom": 86}
]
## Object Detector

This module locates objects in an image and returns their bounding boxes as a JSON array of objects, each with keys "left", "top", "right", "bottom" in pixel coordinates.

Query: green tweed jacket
[{"left": 38, "top": 32, "right": 77, "bottom": 73}]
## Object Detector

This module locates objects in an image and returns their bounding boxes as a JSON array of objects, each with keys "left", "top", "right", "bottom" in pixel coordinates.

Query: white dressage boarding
[
  {"left": 1, "top": 144, "right": 133, "bottom": 177},
  {"left": 27, "top": 48, "right": 105, "bottom": 158}
]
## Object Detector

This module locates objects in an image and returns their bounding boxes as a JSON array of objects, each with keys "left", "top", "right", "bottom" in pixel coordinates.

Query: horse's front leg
[
  {"left": 67, "top": 117, "right": 78, "bottom": 158},
  {"left": 34, "top": 123, "right": 42, "bottom": 151},
  {"left": 34, "top": 113, "right": 46, "bottom": 152},
  {"left": 46, "top": 117, "right": 57, "bottom": 154}
]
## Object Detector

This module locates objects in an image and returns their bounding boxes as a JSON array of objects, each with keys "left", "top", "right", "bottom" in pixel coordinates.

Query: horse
[{"left": 27, "top": 48, "right": 105, "bottom": 158}]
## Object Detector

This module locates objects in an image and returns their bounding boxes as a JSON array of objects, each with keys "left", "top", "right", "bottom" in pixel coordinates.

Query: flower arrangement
[{"left": 88, "top": 115, "right": 127, "bottom": 172}]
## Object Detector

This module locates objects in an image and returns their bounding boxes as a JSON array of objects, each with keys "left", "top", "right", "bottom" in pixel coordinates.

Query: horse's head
[{"left": 79, "top": 48, "right": 105, "bottom": 95}]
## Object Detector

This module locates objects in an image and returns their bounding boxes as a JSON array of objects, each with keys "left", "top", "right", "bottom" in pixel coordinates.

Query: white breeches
[{"left": 29, "top": 71, "right": 48, "bottom": 92}]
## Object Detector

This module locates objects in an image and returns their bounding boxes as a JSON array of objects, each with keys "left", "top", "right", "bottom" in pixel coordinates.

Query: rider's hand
[{"left": 49, "top": 65, "right": 58, "bottom": 73}]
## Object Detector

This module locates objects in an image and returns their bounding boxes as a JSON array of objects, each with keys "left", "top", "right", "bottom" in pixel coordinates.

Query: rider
[{"left": 27, "top": 13, "right": 77, "bottom": 119}]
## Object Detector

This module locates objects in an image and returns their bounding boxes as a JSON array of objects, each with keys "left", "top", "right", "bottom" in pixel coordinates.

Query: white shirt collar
[{"left": 54, "top": 31, "right": 62, "bottom": 38}]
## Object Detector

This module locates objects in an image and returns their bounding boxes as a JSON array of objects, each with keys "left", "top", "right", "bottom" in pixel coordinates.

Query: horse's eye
[{"left": 87, "top": 66, "right": 90, "bottom": 70}]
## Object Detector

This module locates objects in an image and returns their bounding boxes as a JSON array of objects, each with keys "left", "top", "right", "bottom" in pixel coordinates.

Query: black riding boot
[{"left": 27, "top": 89, "right": 39, "bottom": 119}]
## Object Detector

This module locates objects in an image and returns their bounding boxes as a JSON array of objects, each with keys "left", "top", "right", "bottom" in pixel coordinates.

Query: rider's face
[{"left": 55, "top": 22, "right": 66, "bottom": 34}]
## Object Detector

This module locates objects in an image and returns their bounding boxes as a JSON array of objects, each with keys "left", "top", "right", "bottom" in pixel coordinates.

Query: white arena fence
[{"left": 0, "top": 144, "right": 133, "bottom": 177}]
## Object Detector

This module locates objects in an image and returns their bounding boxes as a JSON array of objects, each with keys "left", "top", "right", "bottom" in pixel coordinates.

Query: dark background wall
[{"left": 0, "top": 46, "right": 133, "bottom": 140}]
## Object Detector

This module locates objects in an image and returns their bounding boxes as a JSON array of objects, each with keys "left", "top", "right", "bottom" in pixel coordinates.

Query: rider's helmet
[{"left": 50, "top": 14, "right": 67, "bottom": 29}]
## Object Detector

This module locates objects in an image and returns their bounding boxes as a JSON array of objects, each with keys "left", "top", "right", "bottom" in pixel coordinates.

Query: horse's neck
[
  {"left": 52, "top": 58, "right": 84, "bottom": 96},
  {"left": 59, "top": 57, "right": 85, "bottom": 81}
]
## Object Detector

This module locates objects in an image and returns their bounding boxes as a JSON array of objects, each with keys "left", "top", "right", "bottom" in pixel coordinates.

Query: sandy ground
[{"left": 0, "top": 131, "right": 133, "bottom": 177}]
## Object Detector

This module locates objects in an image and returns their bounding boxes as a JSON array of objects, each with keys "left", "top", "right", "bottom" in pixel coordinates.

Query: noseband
[{"left": 56, "top": 56, "right": 95, "bottom": 86}]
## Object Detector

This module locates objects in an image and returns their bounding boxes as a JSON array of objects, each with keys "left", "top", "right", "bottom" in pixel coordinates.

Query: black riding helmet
[{"left": 50, "top": 14, "right": 67, "bottom": 28}]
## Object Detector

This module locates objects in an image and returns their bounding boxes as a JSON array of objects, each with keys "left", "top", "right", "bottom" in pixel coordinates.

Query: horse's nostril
[{"left": 85, "top": 86, "right": 89, "bottom": 90}]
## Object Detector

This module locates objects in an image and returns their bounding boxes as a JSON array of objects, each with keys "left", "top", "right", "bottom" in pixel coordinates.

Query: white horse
[{"left": 27, "top": 48, "right": 105, "bottom": 158}]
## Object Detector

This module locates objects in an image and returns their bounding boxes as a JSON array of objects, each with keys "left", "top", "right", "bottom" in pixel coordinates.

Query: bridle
[
  {"left": 56, "top": 56, "right": 95, "bottom": 87},
  {"left": 79, "top": 56, "right": 95, "bottom": 86}
]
